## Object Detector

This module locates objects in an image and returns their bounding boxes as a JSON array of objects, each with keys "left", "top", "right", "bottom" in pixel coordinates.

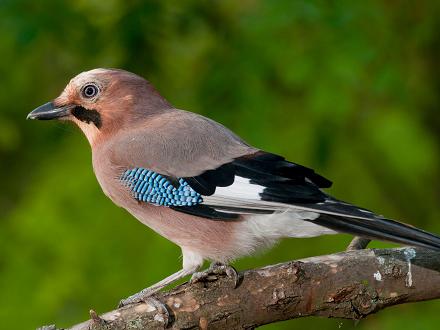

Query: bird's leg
[
  {"left": 346, "top": 236, "right": 371, "bottom": 251},
  {"left": 118, "top": 249, "right": 204, "bottom": 326},
  {"left": 191, "top": 262, "right": 240, "bottom": 288}
]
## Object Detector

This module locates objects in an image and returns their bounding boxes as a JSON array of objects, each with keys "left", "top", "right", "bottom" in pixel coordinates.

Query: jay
[{"left": 28, "top": 69, "right": 440, "bottom": 307}]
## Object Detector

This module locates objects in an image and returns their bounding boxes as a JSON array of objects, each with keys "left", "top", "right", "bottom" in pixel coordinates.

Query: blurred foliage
[{"left": 0, "top": 0, "right": 439, "bottom": 329}]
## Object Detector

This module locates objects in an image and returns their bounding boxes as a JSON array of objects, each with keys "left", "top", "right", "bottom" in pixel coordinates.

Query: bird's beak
[{"left": 27, "top": 102, "right": 74, "bottom": 120}]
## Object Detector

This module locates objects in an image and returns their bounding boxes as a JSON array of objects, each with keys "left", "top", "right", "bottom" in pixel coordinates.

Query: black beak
[{"left": 27, "top": 102, "right": 74, "bottom": 120}]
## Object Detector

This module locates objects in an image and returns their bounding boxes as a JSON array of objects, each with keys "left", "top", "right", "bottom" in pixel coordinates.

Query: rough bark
[{"left": 43, "top": 247, "right": 440, "bottom": 330}]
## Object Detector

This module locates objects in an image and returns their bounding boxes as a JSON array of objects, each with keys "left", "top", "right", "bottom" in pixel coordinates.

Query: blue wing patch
[{"left": 120, "top": 168, "right": 203, "bottom": 207}]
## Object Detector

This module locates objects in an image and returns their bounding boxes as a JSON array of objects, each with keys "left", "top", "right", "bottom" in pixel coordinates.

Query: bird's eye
[{"left": 82, "top": 84, "right": 99, "bottom": 98}]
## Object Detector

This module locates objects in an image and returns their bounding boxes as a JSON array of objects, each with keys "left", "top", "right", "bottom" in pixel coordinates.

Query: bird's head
[{"left": 27, "top": 68, "right": 171, "bottom": 145}]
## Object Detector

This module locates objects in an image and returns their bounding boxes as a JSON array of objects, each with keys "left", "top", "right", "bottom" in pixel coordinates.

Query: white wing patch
[
  {"left": 203, "top": 176, "right": 277, "bottom": 213},
  {"left": 211, "top": 176, "right": 264, "bottom": 200},
  {"left": 202, "top": 176, "right": 380, "bottom": 221}
]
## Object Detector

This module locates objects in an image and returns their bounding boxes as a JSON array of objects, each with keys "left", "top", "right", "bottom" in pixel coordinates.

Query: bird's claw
[
  {"left": 144, "top": 297, "right": 170, "bottom": 327},
  {"left": 118, "top": 291, "right": 170, "bottom": 327},
  {"left": 190, "top": 262, "right": 240, "bottom": 288}
]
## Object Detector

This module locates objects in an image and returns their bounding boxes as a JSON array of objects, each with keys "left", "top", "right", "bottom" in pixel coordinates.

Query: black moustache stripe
[{"left": 71, "top": 106, "right": 102, "bottom": 129}]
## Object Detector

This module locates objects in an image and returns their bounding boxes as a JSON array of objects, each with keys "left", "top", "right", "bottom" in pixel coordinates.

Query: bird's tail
[{"left": 312, "top": 213, "right": 440, "bottom": 251}]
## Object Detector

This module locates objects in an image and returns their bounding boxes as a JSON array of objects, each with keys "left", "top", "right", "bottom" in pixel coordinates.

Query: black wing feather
[
  {"left": 184, "top": 163, "right": 235, "bottom": 195},
  {"left": 170, "top": 205, "right": 239, "bottom": 220},
  {"left": 175, "top": 151, "right": 332, "bottom": 219},
  {"left": 184, "top": 151, "right": 331, "bottom": 203},
  {"left": 234, "top": 152, "right": 332, "bottom": 188}
]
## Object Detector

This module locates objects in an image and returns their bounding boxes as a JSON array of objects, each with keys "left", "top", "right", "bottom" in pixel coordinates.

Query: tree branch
[{"left": 46, "top": 247, "right": 440, "bottom": 330}]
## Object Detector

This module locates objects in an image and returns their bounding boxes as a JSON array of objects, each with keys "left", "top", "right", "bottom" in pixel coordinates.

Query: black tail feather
[{"left": 313, "top": 214, "right": 440, "bottom": 251}]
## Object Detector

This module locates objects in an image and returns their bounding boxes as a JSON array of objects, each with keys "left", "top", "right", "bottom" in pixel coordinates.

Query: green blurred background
[{"left": 1, "top": 0, "right": 439, "bottom": 329}]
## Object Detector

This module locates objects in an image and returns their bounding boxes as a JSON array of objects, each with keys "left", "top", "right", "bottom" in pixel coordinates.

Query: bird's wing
[
  {"left": 118, "top": 150, "right": 338, "bottom": 220},
  {"left": 110, "top": 110, "right": 368, "bottom": 220},
  {"left": 111, "top": 110, "right": 440, "bottom": 250}
]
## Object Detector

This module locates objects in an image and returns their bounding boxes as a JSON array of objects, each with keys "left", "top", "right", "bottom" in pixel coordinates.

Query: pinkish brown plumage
[{"left": 28, "top": 68, "right": 440, "bottom": 307}]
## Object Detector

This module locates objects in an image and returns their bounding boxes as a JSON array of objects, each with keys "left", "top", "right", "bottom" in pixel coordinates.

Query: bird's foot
[
  {"left": 118, "top": 291, "right": 170, "bottom": 327},
  {"left": 190, "top": 262, "right": 240, "bottom": 288},
  {"left": 346, "top": 236, "right": 371, "bottom": 251}
]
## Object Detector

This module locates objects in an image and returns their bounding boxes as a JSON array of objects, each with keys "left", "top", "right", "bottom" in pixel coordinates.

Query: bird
[{"left": 28, "top": 68, "right": 440, "bottom": 308}]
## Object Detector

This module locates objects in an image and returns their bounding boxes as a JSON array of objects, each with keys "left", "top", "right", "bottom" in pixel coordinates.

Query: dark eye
[{"left": 82, "top": 84, "right": 99, "bottom": 98}]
